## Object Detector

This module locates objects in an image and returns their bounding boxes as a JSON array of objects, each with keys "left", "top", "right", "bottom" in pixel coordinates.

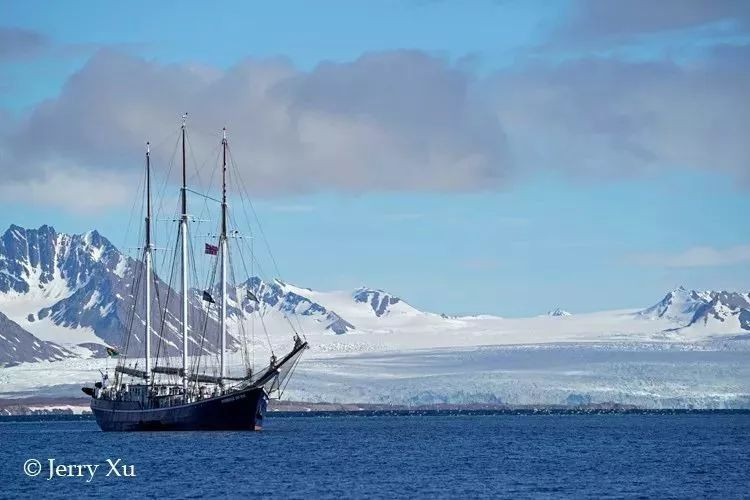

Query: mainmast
[
  {"left": 180, "top": 114, "right": 189, "bottom": 395},
  {"left": 219, "top": 128, "right": 228, "bottom": 384},
  {"left": 144, "top": 141, "right": 153, "bottom": 384}
]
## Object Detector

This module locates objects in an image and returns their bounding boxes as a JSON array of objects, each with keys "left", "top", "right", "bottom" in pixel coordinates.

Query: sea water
[{"left": 1, "top": 412, "right": 748, "bottom": 498}]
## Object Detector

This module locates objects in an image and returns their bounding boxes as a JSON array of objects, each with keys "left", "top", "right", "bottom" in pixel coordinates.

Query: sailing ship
[{"left": 82, "top": 116, "right": 308, "bottom": 431}]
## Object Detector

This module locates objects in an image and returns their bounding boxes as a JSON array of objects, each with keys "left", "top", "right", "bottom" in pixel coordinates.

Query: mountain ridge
[
  {"left": 639, "top": 286, "right": 750, "bottom": 334},
  {"left": 1, "top": 224, "right": 748, "bottom": 366}
]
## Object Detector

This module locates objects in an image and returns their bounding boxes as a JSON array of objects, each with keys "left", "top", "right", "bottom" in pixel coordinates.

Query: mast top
[
  {"left": 182, "top": 112, "right": 188, "bottom": 128},
  {"left": 146, "top": 141, "right": 150, "bottom": 154},
  {"left": 223, "top": 127, "right": 226, "bottom": 140}
]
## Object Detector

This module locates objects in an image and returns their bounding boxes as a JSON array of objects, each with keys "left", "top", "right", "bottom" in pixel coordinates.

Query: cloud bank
[
  {"left": 491, "top": 45, "right": 750, "bottom": 179},
  {"left": 1, "top": 50, "right": 510, "bottom": 209}
]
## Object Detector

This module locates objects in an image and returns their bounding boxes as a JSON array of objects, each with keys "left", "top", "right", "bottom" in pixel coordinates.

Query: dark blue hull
[{"left": 91, "top": 387, "right": 267, "bottom": 432}]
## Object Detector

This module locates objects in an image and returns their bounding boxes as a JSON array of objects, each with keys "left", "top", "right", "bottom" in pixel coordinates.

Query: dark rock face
[
  {"left": 0, "top": 224, "right": 53, "bottom": 294},
  {"left": 243, "top": 278, "right": 328, "bottom": 317},
  {"left": 222, "top": 277, "right": 356, "bottom": 334},
  {"left": 688, "top": 292, "right": 750, "bottom": 328},
  {"left": 326, "top": 312, "right": 355, "bottom": 335},
  {"left": 0, "top": 226, "right": 118, "bottom": 296},
  {"left": 353, "top": 288, "right": 401, "bottom": 317},
  {"left": 640, "top": 287, "right": 750, "bottom": 331},
  {"left": 0, "top": 225, "right": 366, "bottom": 361},
  {"left": 740, "top": 309, "right": 750, "bottom": 331},
  {"left": 0, "top": 225, "right": 223, "bottom": 358},
  {"left": 0, "top": 310, "right": 72, "bottom": 365}
]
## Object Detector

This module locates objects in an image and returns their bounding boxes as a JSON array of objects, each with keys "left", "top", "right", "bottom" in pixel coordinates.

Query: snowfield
[
  {"left": 2, "top": 309, "right": 748, "bottom": 408},
  {"left": 2, "top": 340, "right": 748, "bottom": 409},
  {"left": 288, "top": 343, "right": 750, "bottom": 409}
]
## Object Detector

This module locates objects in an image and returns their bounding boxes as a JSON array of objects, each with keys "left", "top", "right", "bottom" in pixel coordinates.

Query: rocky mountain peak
[
  {"left": 353, "top": 287, "right": 403, "bottom": 317},
  {"left": 548, "top": 308, "right": 571, "bottom": 317},
  {"left": 640, "top": 287, "right": 750, "bottom": 332}
]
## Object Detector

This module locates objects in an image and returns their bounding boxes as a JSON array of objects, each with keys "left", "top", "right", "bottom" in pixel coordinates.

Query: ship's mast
[
  {"left": 144, "top": 141, "right": 153, "bottom": 385},
  {"left": 219, "top": 128, "right": 228, "bottom": 385},
  {"left": 180, "top": 114, "right": 189, "bottom": 395}
]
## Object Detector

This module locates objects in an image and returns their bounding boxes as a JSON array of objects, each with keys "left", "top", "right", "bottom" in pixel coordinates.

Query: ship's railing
[
  {"left": 234, "top": 341, "right": 308, "bottom": 395},
  {"left": 110, "top": 340, "right": 309, "bottom": 398}
]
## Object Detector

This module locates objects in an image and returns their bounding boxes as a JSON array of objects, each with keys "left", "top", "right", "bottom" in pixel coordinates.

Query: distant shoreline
[{"left": 2, "top": 397, "right": 748, "bottom": 416}]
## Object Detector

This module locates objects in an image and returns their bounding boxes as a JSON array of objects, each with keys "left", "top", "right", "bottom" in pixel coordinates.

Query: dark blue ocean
[{"left": 1, "top": 412, "right": 748, "bottom": 499}]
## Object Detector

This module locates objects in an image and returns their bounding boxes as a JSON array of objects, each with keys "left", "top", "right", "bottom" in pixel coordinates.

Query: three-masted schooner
[{"left": 83, "top": 116, "right": 308, "bottom": 431}]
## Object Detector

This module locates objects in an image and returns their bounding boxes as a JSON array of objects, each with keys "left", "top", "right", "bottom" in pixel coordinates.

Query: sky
[{"left": 1, "top": 0, "right": 749, "bottom": 316}]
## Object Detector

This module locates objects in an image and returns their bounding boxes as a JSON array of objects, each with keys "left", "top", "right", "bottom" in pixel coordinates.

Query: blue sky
[{"left": 1, "top": 1, "right": 749, "bottom": 316}]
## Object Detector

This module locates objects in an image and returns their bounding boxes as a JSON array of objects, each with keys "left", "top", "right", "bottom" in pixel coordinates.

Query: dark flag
[
  {"left": 205, "top": 243, "right": 219, "bottom": 255},
  {"left": 202, "top": 290, "right": 216, "bottom": 304},
  {"left": 247, "top": 290, "right": 259, "bottom": 303},
  {"left": 106, "top": 347, "right": 119, "bottom": 358}
]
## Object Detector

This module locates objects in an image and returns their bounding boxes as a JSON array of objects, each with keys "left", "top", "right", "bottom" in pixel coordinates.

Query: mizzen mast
[
  {"left": 219, "top": 128, "right": 228, "bottom": 384},
  {"left": 144, "top": 141, "right": 153, "bottom": 383},
  {"left": 180, "top": 114, "right": 189, "bottom": 395}
]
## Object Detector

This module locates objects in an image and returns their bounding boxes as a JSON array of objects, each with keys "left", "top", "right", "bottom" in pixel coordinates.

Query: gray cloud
[
  {"left": 554, "top": 0, "right": 750, "bottom": 46},
  {"left": 489, "top": 45, "right": 750, "bottom": 180},
  {"left": 0, "top": 26, "right": 49, "bottom": 60},
  {"left": 1, "top": 50, "right": 511, "bottom": 208}
]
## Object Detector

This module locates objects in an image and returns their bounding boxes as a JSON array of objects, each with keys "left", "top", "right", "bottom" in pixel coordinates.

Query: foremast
[{"left": 180, "top": 114, "right": 189, "bottom": 396}]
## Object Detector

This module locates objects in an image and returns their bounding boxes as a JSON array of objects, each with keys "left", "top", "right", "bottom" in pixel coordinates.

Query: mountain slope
[
  {"left": 353, "top": 287, "right": 419, "bottom": 317},
  {"left": 639, "top": 286, "right": 750, "bottom": 335},
  {"left": 548, "top": 308, "right": 572, "bottom": 317},
  {"left": 639, "top": 287, "right": 714, "bottom": 322},
  {"left": 0, "top": 310, "right": 71, "bottom": 365},
  {"left": 196, "top": 277, "right": 349, "bottom": 338},
  {"left": 0, "top": 225, "right": 223, "bottom": 358}
]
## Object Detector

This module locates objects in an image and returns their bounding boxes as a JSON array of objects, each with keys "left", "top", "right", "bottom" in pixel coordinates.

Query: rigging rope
[{"left": 113, "top": 122, "right": 309, "bottom": 391}]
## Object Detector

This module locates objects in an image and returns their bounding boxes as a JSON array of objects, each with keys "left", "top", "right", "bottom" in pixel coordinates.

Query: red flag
[{"left": 205, "top": 243, "right": 218, "bottom": 255}]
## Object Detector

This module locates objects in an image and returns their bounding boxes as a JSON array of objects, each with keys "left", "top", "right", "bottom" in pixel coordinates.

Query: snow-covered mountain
[
  {"left": 0, "top": 225, "right": 434, "bottom": 364},
  {"left": 353, "top": 288, "right": 419, "bottom": 317},
  {"left": 1, "top": 224, "right": 749, "bottom": 369},
  {"left": 547, "top": 308, "right": 572, "bottom": 317},
  {"left": 0, "top": 310, "right": 71, "bottom": 365},
  {"left": 638, "top": 286, "right": 750, "bottom": 335},
  {"left": 639, "top": 286, "right": 713, "bottom": 322},
  {"left": 200, "top": 277, "right": 355, "bottom": 336},
  {"left": 0, "top": 224, "right": 224, "bottom": 363}
]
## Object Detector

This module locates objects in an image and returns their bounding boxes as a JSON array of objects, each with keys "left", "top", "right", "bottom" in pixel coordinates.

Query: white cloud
[
  {"left": 1, "top": 50, "right": 511, "bottom": 207},
  {"left": 630, "top": 244, "right": 750, "bottom": 268},
  {"left": 0, "top": 166, "right": 134, "bottom": 213}
]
